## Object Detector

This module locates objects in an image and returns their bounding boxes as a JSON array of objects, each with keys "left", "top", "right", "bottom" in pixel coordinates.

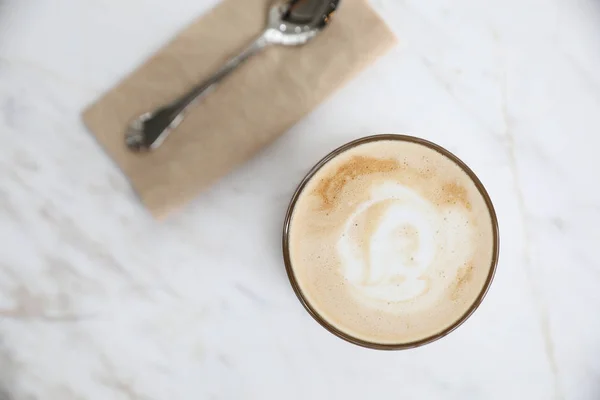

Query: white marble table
[{"left": 1, "top": 0, "right": 599, "bottom": 399}]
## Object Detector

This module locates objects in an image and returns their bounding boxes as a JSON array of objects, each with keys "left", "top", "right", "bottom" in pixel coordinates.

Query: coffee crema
[{"left": 285, "top": 136, "right": 497, "bottom": 346}]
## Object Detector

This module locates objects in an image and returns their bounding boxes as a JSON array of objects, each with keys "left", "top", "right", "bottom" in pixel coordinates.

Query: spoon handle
[{"left": 126, "top": 33, "right": 270, "bottom": 151}]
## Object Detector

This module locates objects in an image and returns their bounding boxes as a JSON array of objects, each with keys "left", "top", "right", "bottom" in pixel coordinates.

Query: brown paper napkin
[{"left": 83, "top": 0, "right": 396, "bottom": 218}]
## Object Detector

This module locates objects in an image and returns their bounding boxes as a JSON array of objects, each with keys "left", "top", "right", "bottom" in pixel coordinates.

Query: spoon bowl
[{"left": 265, "top": 0, "right": 340, "bottom": 46}]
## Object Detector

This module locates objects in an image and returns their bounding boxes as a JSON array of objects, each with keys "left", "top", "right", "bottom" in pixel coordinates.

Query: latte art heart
[
  {"left": 287, "top": 138, "right": 497, "bottom": 345},
  {"left": 338, "top": 182, "right": 440, "bottom": 303}
]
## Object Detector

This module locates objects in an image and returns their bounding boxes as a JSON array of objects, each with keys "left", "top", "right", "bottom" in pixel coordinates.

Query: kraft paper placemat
[{"left": 82, "top": 0, "right": 396, "bottom": 218}]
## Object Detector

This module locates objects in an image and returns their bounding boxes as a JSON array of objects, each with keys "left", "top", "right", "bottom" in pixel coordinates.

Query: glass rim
[{"left": 281, "top": 134, "right": 500, "bottom": 350}]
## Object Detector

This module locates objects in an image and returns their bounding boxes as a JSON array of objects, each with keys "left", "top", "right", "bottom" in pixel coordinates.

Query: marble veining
[{"left": 1, "top": 0, "right": 600, "bottom": 399}]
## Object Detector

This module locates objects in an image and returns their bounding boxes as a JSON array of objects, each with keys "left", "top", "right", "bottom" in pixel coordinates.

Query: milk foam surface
[{"left": 288, "top": 139, "right": 496, "bottom": 345}]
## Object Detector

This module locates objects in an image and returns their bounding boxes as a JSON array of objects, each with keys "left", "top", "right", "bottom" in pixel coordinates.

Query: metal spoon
[{"left": 126, "top": 0, "right": 340, "bottom": 152}]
